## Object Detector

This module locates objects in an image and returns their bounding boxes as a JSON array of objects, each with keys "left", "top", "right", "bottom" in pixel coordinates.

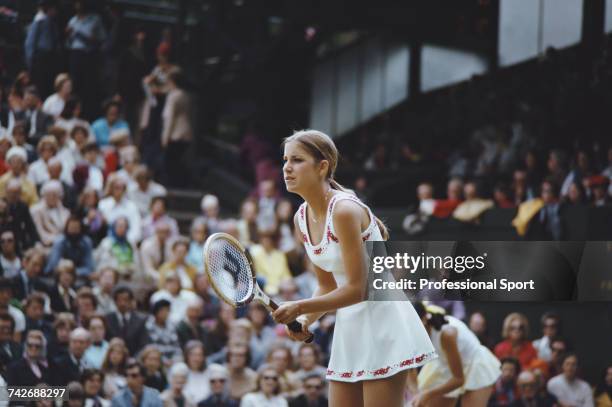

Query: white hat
[
  {"left": 207, "top": 363, "right": 229, "bottom": 380},
  {"left": 6, "top": 146, "right": 27, "bottom": 163}
]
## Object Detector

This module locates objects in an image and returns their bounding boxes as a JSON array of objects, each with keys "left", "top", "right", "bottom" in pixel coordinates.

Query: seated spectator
[
  {"left": 115, "top": 146, "right": 140, "bottom": 185},
  {"left": 103, "top": 130, "right": 131, "bottom": 177},
  {"left": 10, "top": 122, "right": 36, "bottom": 163},
  {"left": 5, "top": 329, "right": 49, "bottom": 386},
  {"left": 140, "top": 345, "right": 168, "bottom": 393},
  {"left": 31, "top": 180, "right": 69, "bottom": 249},
  {"left": 101, "top": 338, "right": 129, "bottom": 399},
  {"left": 490, "top": 357, "right": 521, "bottom": 407},
  {"left": 276, "top": 279, "right": 301, "bottom": 302},
  {"left": 42, "top": 73, "right": 71, "bottom": 119},
  {"left": 151, "top": 273, "right": 200, "bottom": 328},
  {"left": 13, "top": 86, "right": 54, "bottom": 147},
  {"left": 99, "top": 174, "right": 142, "bottom": 244},
  {"left": 83, "top": 315, "right": 109, "bottom": 369},
  {"left": 493, "top": 182, "right": 515, "bottom": 209},
  {"left": 4, "top": 182, "right": 40, "bottom": 251},
  {"left": 92, "top": 101, "right": 130, "bottom": 148},
  {"left": 110, "top": 359, "right": 162, "bottom": 407},
  {"left": 276, "top": 199, "right": 297, "bottom": 253},
  {"left": 145, "top": 300, "right": 181, "bottom": 366},
  {"left": 402, "top": 182, "right": 435, "bottom": 235},
  {"left": 0, "top": 277, "right": 25, "bottom": 341},
  {"left": 198, "top": 364, "right": 238, "bottom": 407},
  {"left": 47, "top": 313, "right": 76, "bottom": 361},
  {"left": 158, "top": 237, "right": 197, "bottom": 290},
  {"left": 294, "top": 257, "right": 317, "bottom": 300},
  {"left": 55, "top": 96, "right": 93, "bottom": 142},
  {"left": 249, "top": 228, "right": 291, "bottom": 296},
  {"left": 127, "top": 165, "right": 167, "bottom": 217},
  {"left": 0, "top": 230, "right": 21, "bottom": 278},
  {"left": 526, "top": 179, "right": 563, "bottom": 240},
  {"left": 183, "top": 340, "right": 212, "bottom": 404},
  {"left": 205, "top": 303, "right": 235, "bottom": 356},
  {"left": 45, "top": 215, "right": 94, "bottom": 278},
  {"left": 92, "top": 266, "right": 118, "bottom": 315},
  {"left": 0, "top": 314, "right": 22, "bottom": 372},
  {"left": 564, "top": 180, "right": 587, "bottom": 206},
  {"left": 546, "top": 353, "right": 594, "bottom": 407},
  {"left": 267, "top": 346, "right": 300, "bottom": 397},
  {"left": 70, "top": 125, "right": 91, "bottom": 163},
  {"left": 467, "top": 311, "right": 495, "bottom": 350},
  {"left": 0, "top": 133, "right": 12, "bottom": 177},
  {"left": 53, "top": 327, "right": 92, "bottom": 385},
  {"left": 161, "top": 362, "right": 194, "bottom": 407},
  {"left": 141, "top": 196, "right": 178, "bottom": 240},
  {"left": 240, "top": 365, "right": 288, "bottom": 407},
  {"left": 105, "top": 286, "right": 147, "bottom": 355},
  {"left": 27, "top": 135, "right": 58, "bottom": 187},
  {"left": 546, "top": 150, "right": 568, "bottom": 191},
  {"left": 594, "top": 364, "right": 612, "bottom": 407},
  {"left": 198, "top": 194, "right": 222, "bottom": 235},
  {"left": 176, "top": 296, "right": 207, "bottom": 349},
  {"left": 589, "top": 175, "right": 610, "bottom": 206},
  {"left": 247, "top": 303, "right": 276, "bottom": 360},
  {"left": 293, "top": 343, "right": 326, "bottom": 384},
  {"left": 494, "top": 313, "right": 538, "bottom": 370},
  {"left": 76, "top": 288, "right": 98, "bottom": 327},
  {"left": 76, "top": 187, "right": 108, "bottom": 246},
  {"left": 193, "top": 273, "right": 221, "bottom": 321},
  {"left": 95, "top": 217, "right": 142, "bottom": 282},
  {"left": 532, "top": 312, "right": 560, "bottom": 362},
  {"left": 47, "top": 157, "right": 77, "bottom": 209},
  {"left": 140, "top": 221, "right": 173, "bottom": 284},
  {"left": 452, "top": 180, "right": 494, "bottom": 223},
  {"left": 289, "top": 373, "right": 327, "bottom": 407},
  {"left": 80, "top": 143, "right": 105, "bottom": 193},
  {"left": 23, "top": 292, "right": 53, "bottom": 339},
  {"left": 48, "top": 125, "right": 77, "bottom": 185},
  {"left": 510, "top": 370, "right": 557, "bottom": 407},
  {"left": 236, "top": 199, "right": 258, "bottom": 248},
  {"left": 432, "top": 178, "right": 463, "bottom": 218},
  {"left": 186, "top": 218, "right": 207, "bottom": 273},
  {"left": 0, "top": 146, "right": 39, "bottom": 206},
  {"left": 49, "top": 259, "right": 77, "bottom": 313},
  {"left": 226, "top": 344, "right": 257, "bottom": 400},
  {"left": 82, "top": 368, "right": 110, "bottom": 407}
]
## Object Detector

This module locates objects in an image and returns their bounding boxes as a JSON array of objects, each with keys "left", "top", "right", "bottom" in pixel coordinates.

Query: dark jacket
[
  {"left": 44, "top": 234, "right": 95, "bottom": 277},
  {"left": 11, "top": 271, "right": 49, "bottom": 301},
  {"left": 289, "top": 395, "right": 328, "bottom": 407},
  {"left": 105, "top": 311, "right": 148, "bottom": 355},
  {"left": 5, "top": 358, "right": 50, "bottom": 386},
  {"left": 49, "top": 285, "right": 77, "bottom": 313},
  {"left": 7, "top": 200, "right": 40, "bottom": 253},
  {"left": 197, "top": 395, "right": 239, "bottom": 407},
  {"left": 0, "top": 341, "right": 22, "bottom": 373}
]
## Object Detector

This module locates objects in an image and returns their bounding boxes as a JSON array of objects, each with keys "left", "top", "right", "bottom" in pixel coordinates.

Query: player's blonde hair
[{"left": 283, "top": 129, "right": 389, "bottom": 240}]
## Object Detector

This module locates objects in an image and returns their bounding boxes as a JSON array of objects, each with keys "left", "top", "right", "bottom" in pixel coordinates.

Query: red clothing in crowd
[
  {"left": 432, "top": 199, "right": 462, "bottom": 218},
  {"left": 494, "top": 339, "right": 538, "bottom": 369}
]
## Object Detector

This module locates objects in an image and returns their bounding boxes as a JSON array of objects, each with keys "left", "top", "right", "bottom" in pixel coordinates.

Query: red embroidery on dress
[
  {"left": 327, "top": 227, "right": 339, "bottom": 243},
  {"left": 300, "top": 205, "right": 305, "bottom": 220},
  {"left": 356, "top": 371, "right": 365, "bottom": 377},
  {"left": 415, "top": 355, "right": 425, "bottom": 363},
  {"left": 325, "top": 352, "right": 434, "bottom": 379},
  {"left": 400, "top": 358, "right": 414, "bottom": 367},
  {"left": 313, "top": 247, "right": 323, "bottom": 255},
  {"left": 340, "top": 372, "right": 353, "bottom": 378},
  {"left": 302, "top": 233, "right": 308, "bottom": 243},
  {"left": 373, "top": 367, "right": 390, "bottom": 376},
  {"left": 362, "top": 232, "right": 371, "bottom": 241}
]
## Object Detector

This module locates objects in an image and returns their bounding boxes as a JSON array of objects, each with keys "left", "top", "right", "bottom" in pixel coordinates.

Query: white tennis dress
[
  {"left": 418, "top": 315, "right": 501, "bottom": 397},
  {"left": 297, "top": 191, "right": 436, "bottom": 382}
]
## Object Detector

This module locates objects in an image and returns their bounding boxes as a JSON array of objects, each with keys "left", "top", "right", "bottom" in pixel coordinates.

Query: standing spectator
[
  {"left": 105, "top": 286, "right": 147, "bottom": 355},
  {"left": 226, "top": 345, "right": 257, "bottom": 400},
  {"left": 185, "top": 218, "right": 207, "bottom": 273},
  {"left": 65, "top": 0, "right": 106, "bottom": 119},
  {"left": 98, "top": 174, "right": 142, "bottom": 244},
  {"left": 101, "top": 338, "right": 129, "bottom": 398},
  {"left": 24, "top": 0, "right": 61, "bottom": 99},
  {"left": 53, "top": 327, "right": 93, "bottom": 386},
  {"left": 144, "top": 300, "right": 181, "bottom": 366},
  {"left": 4, "top": 182, "right": 40, "bottom": 251},
  {"left": 158, "top": 238, "right": 197, "bottom": 290},
  {"left": 42, "top": 73, "right": 72, "bottom": 119},
  {"left": 289, "top": 373, "right": 327, "bottom": 407},
  {"left": 111, "top": 360, "right": 162, "bottom": 407},
  {"left": 83, "top": 315, "right": 109, "bottom": 369},
  {"left": 183, "top": 340, "right": 212, "bottom": 404},
  {"left": 0, "top": 314, "right": 22, "bottom": 372},
  {"left": 94, "top": 217, "right": 142, "bottom": 282},
  {"left": 82, "top": 369, "right": 110, "bottom": 407},
  {"left": 141, "top": 196, "right": 178, "bottom": 240},
  {"left": 12, "top": 87, "right": 54, "bottom": 146},
  {"left": 161, "top": 362, "right": 194, "bottom": 407},
  {"left": 0, "top": 146, "right": 38, "bottom": 206},
  {"left": 92, "top": 101, "right": 130, "bottom": 148},
  {"left": 127, "top": 165, "right": 167, "bottom": 217},
  {"left": 494, "top": 313, "right": 538, "bottom": 370},
  {"left": 48, "top": 260, "right": 77, "bottom": 313},
  {"left": 140, "top": 345, "right": 168, "bottom": 393},
  {"left": 0, "top": 277, "right": 26, "bottom": 341},
  {"left": 546, "top": 353, "right": 594, "bottom": 407},
  {"left": 240, "top": 366, "right": 288, "bottom": 407},
  {"left": 509, "top": 370, "right": 558, "bottom": 407},
  {"left": 198, "top": 364, "right": 238, "bottom": 407},
  {"left": 44, "top": 215, "right": 95, "bottom": 279},
  {"left": 0, "top": 230, "right": 21, "bottom": 278},
  {"left": 594, "top": 365, "right": 612, "bottom": 407},
  {"left": 532, "top": 312, "right": 560, "bottom": 362},
  {"left": 11, "top": 247, "right": 47, "bottom": 301},
  {"left": 30, "top": 180, "right": 69, "bottom": 249},
  {"left": 161, "top": 68, "right": 192, "bottom": 187},
  {"left": 490, "top": 357, "right": 521, "bottom": 407},
  {"left": 5, "top": 329, "right": 49, "bottom": 386}
]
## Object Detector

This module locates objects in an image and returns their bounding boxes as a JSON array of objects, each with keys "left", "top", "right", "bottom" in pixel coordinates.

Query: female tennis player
[
  {"left": 272, "top": 130, "right": 436, "bottom": 407},
  {"left": 411, "top": 303, "right": 500, "bottom": 407}
]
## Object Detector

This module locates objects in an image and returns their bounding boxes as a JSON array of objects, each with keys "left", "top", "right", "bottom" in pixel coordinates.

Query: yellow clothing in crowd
[{"left": 249, "top": 244, "right": 291, "bottom": 295}]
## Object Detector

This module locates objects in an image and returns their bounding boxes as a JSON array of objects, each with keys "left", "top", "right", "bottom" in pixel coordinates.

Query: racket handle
[{"left": 287, "top": 320, "right": 314, "bottom": 343}]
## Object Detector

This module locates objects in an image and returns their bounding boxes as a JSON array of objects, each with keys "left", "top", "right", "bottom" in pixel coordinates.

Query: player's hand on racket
[
  {"left": 284, "top": 316, "right": 313, "bottom": 342},
  {"left": 272, "top": 301, "right": 302, "bottom": 325}
]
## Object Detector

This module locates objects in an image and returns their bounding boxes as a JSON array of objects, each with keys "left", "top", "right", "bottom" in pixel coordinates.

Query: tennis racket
[{"left": 203, "top": 232, "right": 314, "bottom": 343}]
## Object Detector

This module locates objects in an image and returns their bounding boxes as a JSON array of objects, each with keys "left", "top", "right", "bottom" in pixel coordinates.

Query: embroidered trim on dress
[{"left": 325, "top": 351, "right": 437, "bottom": 380}]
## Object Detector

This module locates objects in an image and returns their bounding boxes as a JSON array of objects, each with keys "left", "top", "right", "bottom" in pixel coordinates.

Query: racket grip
[{"left": 287, "top": 320, "right": 314, "bottom": 343}]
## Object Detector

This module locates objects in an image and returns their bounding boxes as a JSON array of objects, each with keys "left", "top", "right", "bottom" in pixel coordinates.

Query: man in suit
[
  {"left": 289, "top": 373, "right": 328, "bottom": 407},
  {"left": 11, "top": 247, "right": 48, "bottom": 301},
  {"left": 10, "top": 86, "right": 54, "bottom": 146},
  {"left": 52, "top": 326, "right": 92, "bottom": 385},
  {"left": 112, "top": 359, "right": 162, "bottom": 407},
  {"left": 198, "top": 364, "right": 238, "bottom": 407},
  {"left": 105, "top": 285, "right": 147, "bottom": 355},
  {"left": 4, "top": 179, "right": 40, "bottom": 253},
  {"left": 0, "top": 314, "right": 22, "bottom": 374}
]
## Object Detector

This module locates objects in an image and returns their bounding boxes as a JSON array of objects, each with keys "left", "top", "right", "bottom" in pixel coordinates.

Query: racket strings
[{"left": 207, "top": 238, "right": 254, "bottom": 304}]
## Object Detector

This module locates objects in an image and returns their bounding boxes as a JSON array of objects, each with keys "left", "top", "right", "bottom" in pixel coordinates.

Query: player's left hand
[{"left": 272, "top": 301, "right": 302, "bottom": 324}]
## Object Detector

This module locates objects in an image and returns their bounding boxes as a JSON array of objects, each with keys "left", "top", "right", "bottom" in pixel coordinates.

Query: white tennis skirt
[
  {"left": 325, "top": 301, "right": 437, "bottom": 382},
  {"left": 418, "top": 345, "right": 501, "bottom": 398}
]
